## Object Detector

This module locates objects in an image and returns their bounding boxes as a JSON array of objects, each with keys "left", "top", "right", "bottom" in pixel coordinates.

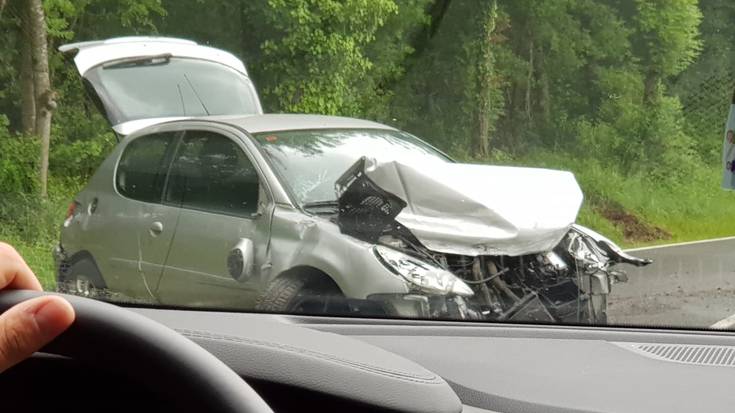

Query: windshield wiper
[{"left": 103, "top": 53, "right": 173, "bottom": 69}]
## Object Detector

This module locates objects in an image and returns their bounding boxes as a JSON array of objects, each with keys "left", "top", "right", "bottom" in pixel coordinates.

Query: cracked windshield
[{"left": 3, "top": 0, "right": 735, "bottom": 329}]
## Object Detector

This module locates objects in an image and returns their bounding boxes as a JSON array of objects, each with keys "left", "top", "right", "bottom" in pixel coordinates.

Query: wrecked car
[{"left": 54, "top": 113, "right": 651, "bottom": 323}]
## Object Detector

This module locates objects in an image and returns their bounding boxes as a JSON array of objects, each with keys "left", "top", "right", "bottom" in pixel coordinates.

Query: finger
[
  {"left": 0, "top": 296, "right": 75, "bottom": 373},
  {"left": 0, "top": 242, "right": 43, "bottom": 291}
]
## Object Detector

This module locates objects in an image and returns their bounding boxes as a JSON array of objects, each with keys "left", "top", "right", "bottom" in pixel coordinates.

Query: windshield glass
[
  {"left": 255, "top": 129, "right": 449, "bottom": 205},
  {"left": 84, "top": 58, "right": 260, "bottom": 125},
  {"left": 4, "top": 0, "right": 735, "bottom": 331}
]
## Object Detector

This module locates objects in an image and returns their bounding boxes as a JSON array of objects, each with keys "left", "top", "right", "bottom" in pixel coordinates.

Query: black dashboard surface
[
  {"left": 136, "top": 309, "right": 735, "bottom": 413},
  {"left": 5, "top": 308, "right": 735, "bottom": 413}
]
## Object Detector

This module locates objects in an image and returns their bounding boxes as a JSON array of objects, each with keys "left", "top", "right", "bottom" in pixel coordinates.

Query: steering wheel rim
[{"left": 0, "top": 290, "right": 273, "bottom": 413}]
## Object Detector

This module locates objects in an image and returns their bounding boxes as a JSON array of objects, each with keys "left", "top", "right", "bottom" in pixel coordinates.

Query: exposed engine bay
[
  {"left": 334, "top": 157, "right": 652, "bottom": 323},
  {"left": 374, "top": 223, "right": 651, "bottom": 323}
]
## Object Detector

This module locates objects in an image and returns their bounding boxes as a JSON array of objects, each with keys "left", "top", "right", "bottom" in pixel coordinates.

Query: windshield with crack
[
  {"left": 255, "top": 129, "right": 449, "bottom": 205},
  {"left": 2, "top": 0, "right": 735, "bottom": 330}
]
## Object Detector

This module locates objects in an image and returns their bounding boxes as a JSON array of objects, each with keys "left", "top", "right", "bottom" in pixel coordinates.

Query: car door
[
  {"left": 155, "top": 128, "right": 273, "bottom": 308},
  {"left": 98, "top": 131, "right": 181, "bottom": 300}
]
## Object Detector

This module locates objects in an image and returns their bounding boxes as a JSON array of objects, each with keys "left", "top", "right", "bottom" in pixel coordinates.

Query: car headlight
[
  {"left": 373, "top": 245, "right": 474, "bottom": 297},
  {"left": 564, "top": 230, "right": 606, "bottom": 272}
]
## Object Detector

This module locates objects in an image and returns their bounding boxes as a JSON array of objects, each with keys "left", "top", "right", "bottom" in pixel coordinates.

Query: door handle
[{"left": 149, "top": 221, "right": 164, "bottom": 236}]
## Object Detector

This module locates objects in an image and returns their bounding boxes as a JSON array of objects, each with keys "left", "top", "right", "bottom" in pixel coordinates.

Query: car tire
[
  {"left": 57, "top": 257, "right": 108, "bottom": 299},
  {"left": 254, "top": 272, "right": 342, "bottom": 314}
]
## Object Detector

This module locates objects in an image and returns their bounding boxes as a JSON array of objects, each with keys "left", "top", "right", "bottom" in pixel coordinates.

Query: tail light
[
  {"left": 65, "top": 202, "right": 77, "bottom": 220},
  {"left": 64, "top": 201, "right": 81, "bottom": 226}
]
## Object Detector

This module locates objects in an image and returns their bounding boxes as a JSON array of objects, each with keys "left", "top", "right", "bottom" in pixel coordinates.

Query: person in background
[{"left": 0, "top": 242, "right": 75, "bottom": 373}]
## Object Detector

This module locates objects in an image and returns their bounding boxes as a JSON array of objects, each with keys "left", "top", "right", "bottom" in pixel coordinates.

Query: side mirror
[{"left": 227, "top": 238, "right": 254, "bottom": 282}]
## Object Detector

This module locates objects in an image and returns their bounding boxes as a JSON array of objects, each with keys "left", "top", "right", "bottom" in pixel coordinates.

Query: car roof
[{"left": 189, "top": 114, "right": 397, "bottom": 134}]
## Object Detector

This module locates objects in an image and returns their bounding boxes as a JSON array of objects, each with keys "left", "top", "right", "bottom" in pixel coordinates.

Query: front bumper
[{"left": 368, "top": 293, "right": 480, "bottom": 319}]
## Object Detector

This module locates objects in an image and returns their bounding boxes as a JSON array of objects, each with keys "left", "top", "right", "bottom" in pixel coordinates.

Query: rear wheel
[
  {"left": 57, "top": 257, "right": 108, "bottom": 299},
  {"left": 254, "top": 271, "right": 343, "bottom": 314}
]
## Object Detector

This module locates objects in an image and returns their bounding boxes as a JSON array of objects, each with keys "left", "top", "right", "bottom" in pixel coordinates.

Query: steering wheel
[{"left": 0, "top": 290, "right": 273, "bottom": 413}]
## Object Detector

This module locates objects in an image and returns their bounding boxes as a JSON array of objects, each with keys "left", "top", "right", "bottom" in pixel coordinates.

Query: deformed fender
[{"left": 266, "top": 205, "right": 409, "bottom": 299}]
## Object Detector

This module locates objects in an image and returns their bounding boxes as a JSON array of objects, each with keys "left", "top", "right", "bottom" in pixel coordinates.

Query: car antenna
[
  {"left": 183, "top": 73, "right": 211, "bottom": 116},
  {"left": 176, "top": 83, "right": 187, "bottom": 115}
]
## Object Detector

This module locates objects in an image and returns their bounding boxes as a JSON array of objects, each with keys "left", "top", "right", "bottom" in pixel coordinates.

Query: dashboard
[{"left": 5, "top": 307, "right": 735, "bottom": 412}]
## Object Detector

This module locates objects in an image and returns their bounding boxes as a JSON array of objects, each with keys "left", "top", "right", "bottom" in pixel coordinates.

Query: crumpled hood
[{"left": 362, "top": 159, "right": 584, "bottom": 256}]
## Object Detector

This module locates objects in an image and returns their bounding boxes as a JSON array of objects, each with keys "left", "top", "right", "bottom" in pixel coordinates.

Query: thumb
[{"left": 0, "top": 296, "right": 75, "bottom": 373}]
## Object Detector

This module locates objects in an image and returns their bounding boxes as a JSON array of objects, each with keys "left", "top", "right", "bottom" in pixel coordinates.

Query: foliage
[
  {"left": 633, "top": 0, "right": 703, "bottom": 78},
  {"left": 1, "top": 0, "right": 734, "bottom": 265},
  {"left": 0, "top": 116, "right": 39, "bottom": 195},
  {"left": 243, "top": 0, "right": 399, "bottom": 115}
]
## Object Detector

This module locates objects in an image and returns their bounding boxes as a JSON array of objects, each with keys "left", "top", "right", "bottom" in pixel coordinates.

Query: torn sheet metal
[
  {"left": 335, "top": 157, "right": 407, "bottom": 243},
  {"left": 359, "top": 158, "right": 584, "bottom": 257}
]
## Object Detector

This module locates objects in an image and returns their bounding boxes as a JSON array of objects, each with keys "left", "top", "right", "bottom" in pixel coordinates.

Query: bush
[
  {"left": 50, "top": 134, "right": 115, "bottom": 180},
  {"left": 0, "top": 116, "right": 40, "bottom": 195}
]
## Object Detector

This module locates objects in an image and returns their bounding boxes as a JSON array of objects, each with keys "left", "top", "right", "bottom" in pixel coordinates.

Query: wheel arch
[
  {"left": 272, "top": 265, "right": 343, "bottom": 295},
  {"left": 59, "top": 250, "right": 107, "bottom": 288}
]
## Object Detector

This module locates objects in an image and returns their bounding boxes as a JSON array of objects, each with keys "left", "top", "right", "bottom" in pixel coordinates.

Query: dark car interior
[{"left": 3, "top": 290, "right": 735, "bottom": 413}]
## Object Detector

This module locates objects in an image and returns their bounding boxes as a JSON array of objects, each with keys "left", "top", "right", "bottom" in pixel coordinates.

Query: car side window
[
  {"left": 165, "top": 130, "right": 260, "bottom": 217},
  {"left": 115, "top": 132, "right": 175, "bottom": 203}
]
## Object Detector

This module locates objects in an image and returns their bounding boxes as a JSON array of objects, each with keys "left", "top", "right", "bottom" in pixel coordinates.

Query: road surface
[{"left": 608, "top": 237, "right": 735, "bottom": 328}]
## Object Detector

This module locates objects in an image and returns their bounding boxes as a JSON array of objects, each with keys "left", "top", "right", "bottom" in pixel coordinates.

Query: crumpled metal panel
[{"left": 363, "top": 159, "right": 584, "bottom": 256}]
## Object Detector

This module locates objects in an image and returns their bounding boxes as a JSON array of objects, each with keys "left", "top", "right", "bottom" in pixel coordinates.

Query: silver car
[
  {"left": 54, "top": 112, "right": 651, "bottom": 322},
  {"left": 54, "top": 37, "right": 650, "bottom": 322}
]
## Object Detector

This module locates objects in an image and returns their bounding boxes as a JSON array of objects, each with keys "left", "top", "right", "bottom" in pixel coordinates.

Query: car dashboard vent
[{"left": 614, "top": 342, "right": 735, "bottom": 367}]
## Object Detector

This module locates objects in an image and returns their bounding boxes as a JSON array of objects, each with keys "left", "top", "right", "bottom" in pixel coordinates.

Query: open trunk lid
[{"left": 59, "top": 37, "right": 263, "bottom": 136}]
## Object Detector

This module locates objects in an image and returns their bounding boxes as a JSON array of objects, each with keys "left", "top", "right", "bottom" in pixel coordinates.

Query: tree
[
  {"left": 19, "top": 0, "right": 34, "bottom": 135},
  {"left": 632, "top": 0, "right": 702, "bottom": 104},
  {"left": 472, "top": 0, "right": 501, "bottom": 156},
  {"left": 243, "top": 0, "right": 399, "bottom": 115},
  {"left": 22, "top": 0, "right": 55, "bottom": 198}
]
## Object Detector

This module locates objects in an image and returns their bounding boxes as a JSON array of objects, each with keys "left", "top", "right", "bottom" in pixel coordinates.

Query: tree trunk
[
  {"left": 525, "top": 38, "right": 534, "bottom": 122},
  {"left": 20, "top": 3, "right": 36, "bottom": 135},
  {"left": 538, "top": 46, "right": 550, "bottom": 123},
  {"left": 26, "top": 0, "right": 56, "bottom": 198},
  {"left": 473, "top": 1, "right": 498, "bottom": 157}
]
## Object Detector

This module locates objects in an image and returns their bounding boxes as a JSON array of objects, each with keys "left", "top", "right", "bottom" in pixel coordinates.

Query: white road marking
[
  {"left": 711, "top": 314, "right": 735, "bottom": 330},
  {"left": 624, "top": 235, "right": 735, "bottom": 252},
  {"left": 620, "top": 235, "right": 735, "bottom": 328}
]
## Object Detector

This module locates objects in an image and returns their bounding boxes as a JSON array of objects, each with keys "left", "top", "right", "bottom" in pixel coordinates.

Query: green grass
[
  {"left": 0, "top": 233, "right": 56, "bottom": 290},
  {"left": 0, "top": 179, "right": 81, "bottom": 290}
]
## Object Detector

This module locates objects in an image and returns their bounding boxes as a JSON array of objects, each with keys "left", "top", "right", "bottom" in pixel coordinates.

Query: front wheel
[{"left": 254, "top": 272, "right": 343, "bottom": 315}]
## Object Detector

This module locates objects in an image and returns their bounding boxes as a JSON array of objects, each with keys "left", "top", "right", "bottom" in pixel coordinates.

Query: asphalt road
[{"left": 607, "top": 237, "right": 735, "bottom": 328}]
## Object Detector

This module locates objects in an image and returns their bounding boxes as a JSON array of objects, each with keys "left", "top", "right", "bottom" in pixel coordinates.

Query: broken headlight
[
  {"left": 566, "top": 229, "right": 607, "bottom": 273},
  {"left": 373, "top": 245, "right": 474, "bottom": 297}
]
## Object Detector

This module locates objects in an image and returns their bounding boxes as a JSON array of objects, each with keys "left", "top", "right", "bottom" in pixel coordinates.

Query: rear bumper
[{"left": 52, "top": 243, "right": 70, "bottom": 280}]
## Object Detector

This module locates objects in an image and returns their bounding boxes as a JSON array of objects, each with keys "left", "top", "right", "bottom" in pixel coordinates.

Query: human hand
[{"left": 0, "top": 242, "right": 75, "bottom": 373}]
